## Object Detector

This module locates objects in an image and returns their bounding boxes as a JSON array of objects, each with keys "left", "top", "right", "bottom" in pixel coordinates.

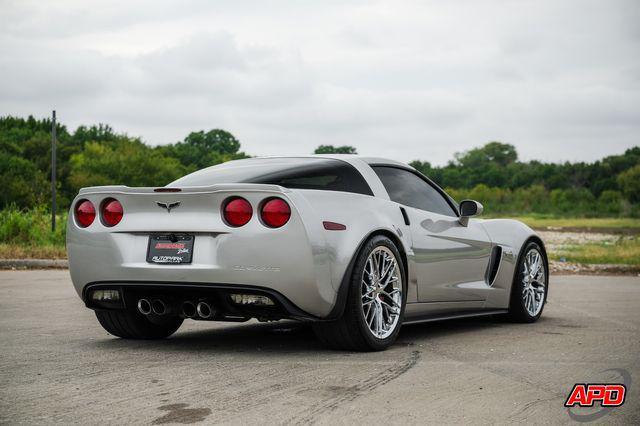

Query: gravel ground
[
  {"left": 537, "top": 230, "right": 624, "bottom": 252},
  {"left": 537, "top": 231, "right": 640, "bottom": 275}
]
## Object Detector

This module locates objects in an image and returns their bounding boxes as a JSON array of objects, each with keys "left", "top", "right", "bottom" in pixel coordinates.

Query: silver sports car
[{"left": 67, "top": 155, "right": 548, "bottom": 351}]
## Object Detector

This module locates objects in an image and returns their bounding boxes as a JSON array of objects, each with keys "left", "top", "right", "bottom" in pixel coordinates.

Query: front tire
[
  {"left": 95, "top": 310, "right": 183, "bottom": 339},
  {"left": 313, "top": 235, "right": 406, "bottom": 351},
  {"left": 506, "top": 241, "right": 548, "bottom": 323}
]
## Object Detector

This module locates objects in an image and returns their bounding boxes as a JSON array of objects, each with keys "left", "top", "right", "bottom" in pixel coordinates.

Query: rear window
[{"left": 170, "top": 158, "right": 373, "bottom": 196}]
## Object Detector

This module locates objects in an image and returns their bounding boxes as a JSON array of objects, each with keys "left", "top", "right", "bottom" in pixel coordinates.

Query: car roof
[{"left": 228, "top": 154, "right": 413, "bottom": 170}]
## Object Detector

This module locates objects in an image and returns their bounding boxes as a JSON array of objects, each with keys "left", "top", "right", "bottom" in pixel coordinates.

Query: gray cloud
[{"left": 0, "top": 0, "right": 638, "bottom": 164}]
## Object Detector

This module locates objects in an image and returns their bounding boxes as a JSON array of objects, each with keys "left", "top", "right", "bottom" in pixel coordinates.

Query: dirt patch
[
  {"left": 533, "top": 226, "right": 639, "bottom": 235},
  {"left": 537, "top": 231, "right": 623, "bottom": 252},
  {"left": 549, "top": 260, "right": 640, "bottom": 275}
]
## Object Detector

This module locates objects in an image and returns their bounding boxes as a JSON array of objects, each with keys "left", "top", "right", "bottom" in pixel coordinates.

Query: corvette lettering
[{"left": 233, "top": 265, "right": 281, "bottom": 272}]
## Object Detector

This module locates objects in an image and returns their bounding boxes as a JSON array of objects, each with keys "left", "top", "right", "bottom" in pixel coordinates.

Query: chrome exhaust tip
[
  {"left": 151, "top": 299, "right": 168, "bottom": 315},
  {"left": 181, "top": 301, "right": 197, "bottom": 318},
  {"left": 196, "top": 301, "right": 214, "bottom": 319},
  {"left": 137, "top": 298, "right": 152, "bottom": 315}
]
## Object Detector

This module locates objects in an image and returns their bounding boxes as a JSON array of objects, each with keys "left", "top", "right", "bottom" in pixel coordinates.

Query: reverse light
[
  {"left": 90, "top": 289, "right": 123, "bottom": 309},
  {"left": 75, "top": 200, "right": 96, "bottom": 228},
  {"left": 223, "top": 197, "right": 253, "bottom": 227},
  {"left": 229, "top": 294, "right": 275, "bottom": 306},
  {"left": 91, "top": 289, "right": 121, "bottom": 302},
  {"left": 260, "top": 198, "right": 291, "bottom": 228},
  {"left": 101, "top": 198, "right": 123, "bottom": 227}
]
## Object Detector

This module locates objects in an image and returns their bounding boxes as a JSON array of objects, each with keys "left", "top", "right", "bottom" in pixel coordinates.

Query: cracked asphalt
[{"left": 1, "top": 271, "right": 639, "bottom": 424}]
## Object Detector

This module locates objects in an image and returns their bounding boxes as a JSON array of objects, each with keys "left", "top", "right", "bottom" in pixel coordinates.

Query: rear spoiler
[{"left": 78, "top": 183, "right": 291, "bottom": 196}]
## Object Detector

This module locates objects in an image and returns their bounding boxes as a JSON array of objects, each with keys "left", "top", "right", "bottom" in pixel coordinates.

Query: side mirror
[{"left": 459, "top": 199, "right": 483, "bottom": 226}]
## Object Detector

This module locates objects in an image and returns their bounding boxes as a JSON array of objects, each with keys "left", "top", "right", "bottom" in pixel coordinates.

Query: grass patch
[
  {"left": 499, "top": 216, "right": 640, "bottom": 231},
  {"left": 0, "top": 243, "right": 67, "bottom": 259},
  {"left": 550, "top": 236, "right": 640, "bottom": 265},
  {"left": 0, "top": 206, "right": 66, "bottom": 259}
]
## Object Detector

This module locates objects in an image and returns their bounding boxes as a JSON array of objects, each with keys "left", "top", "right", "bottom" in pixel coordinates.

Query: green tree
[
  {"left": 313, "top": 145, "right": 358, "bottom": 154},
  {"left": 597, "top": 190, "right": 625, "bottom": 216},
  {"left": 158, "top": 129, "right": 248, "bottom": 170},
  {"left": 409, "top": 160, "right": 432, "bottom": 174},
  {"left": 617, "top": 165, "right": 640, "bottom": 202},
  {"left": 454, "top": 141, "right": 518, "bottom": 168},
  {"left": 0, "top": 152, "right": 48, "bottom": 208},
  {"left": 68, "top": 140, "right": 187, "bottom": 191}
]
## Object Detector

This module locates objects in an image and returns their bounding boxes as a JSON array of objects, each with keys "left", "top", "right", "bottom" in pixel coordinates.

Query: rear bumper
[
  {"left": 83, "top": 281, "right": 319, "bottom": 321},
  {"left": 67, "top": 221, "right": 337, "bottom": 318}
]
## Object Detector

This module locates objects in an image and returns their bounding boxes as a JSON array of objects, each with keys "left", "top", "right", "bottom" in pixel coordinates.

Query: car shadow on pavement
[
  {"left": 89, "top": 320, "right": 327, "bottom": 354},
  {"left": 85, "top": 314, "right": 549, "bottom": 355}
]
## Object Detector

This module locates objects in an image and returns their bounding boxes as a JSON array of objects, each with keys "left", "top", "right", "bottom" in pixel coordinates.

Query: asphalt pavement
[{"left": 1, "top": 271, "right": 638, "bottom": 424}]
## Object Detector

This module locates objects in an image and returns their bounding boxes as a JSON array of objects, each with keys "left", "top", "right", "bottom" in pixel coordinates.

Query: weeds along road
[{"left": 1, "top": 271, "right": 639, "bottom": 424}]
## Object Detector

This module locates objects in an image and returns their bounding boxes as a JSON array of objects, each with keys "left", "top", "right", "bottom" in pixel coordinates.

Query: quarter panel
[{"left": 294, "top": 190, "right": 416, "bottom": 303}]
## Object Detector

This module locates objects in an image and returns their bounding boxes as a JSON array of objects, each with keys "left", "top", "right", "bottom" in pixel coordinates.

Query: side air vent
[
  {"left": 399, "top": 207, "right": 410, "bottom": 226},
  {"left": 486, "top": 246, "right": 503, "bottom": 286}
]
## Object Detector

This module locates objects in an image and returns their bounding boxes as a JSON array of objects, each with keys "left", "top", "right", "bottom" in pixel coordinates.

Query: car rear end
[{"left": 67, "top": 183, "right": 335, "bottom": 322}]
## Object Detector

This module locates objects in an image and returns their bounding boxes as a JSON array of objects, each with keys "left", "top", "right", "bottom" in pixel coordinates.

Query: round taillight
[
  {"left": 101, "top": 198, "right": 123, "bottom": 227},
  {"left": 261, "top": 198, "right": 291, "bottom": 228},
  {"left": 223, "top": 197, "right": 252, "bottom": 227},
  {"left": 75, "top": 200, "right": 95, "bottom": 228}
]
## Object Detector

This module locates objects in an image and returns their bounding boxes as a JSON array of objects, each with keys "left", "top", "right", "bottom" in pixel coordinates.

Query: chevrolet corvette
[{"left": 67, "top": 155, "right": 548, "bottom": 351}]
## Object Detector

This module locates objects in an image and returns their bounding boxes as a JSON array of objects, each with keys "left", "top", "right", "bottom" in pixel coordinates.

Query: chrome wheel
[
  {"left": 361, "top": 246, "right": 403, "bottom": 339},
  {"left": 522, "top": 248, "right": 546, "bottom": 317}
]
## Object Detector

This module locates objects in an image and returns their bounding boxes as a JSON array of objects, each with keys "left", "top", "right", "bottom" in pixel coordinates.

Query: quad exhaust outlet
[
  {"left": 181, "top": 301, "right": 197, "bottom": 318},
  {"left": 137, "top": 297, "right": 171, "bottom": 316},
  {"left": 137, "top": 298, "right": 152, "bottom": 315},
  {"left": 138, "top": 297, "right": 216, "bottom": 319},
  {"left": 151, "top": 299, "right": 168, "bottom": 315},
  {"left": 196, "top": 301, "right": 215, "bottom": 319}
]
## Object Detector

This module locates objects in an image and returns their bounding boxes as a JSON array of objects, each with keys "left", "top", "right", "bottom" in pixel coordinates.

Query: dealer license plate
[{"left": 146, "top": 234, "right": 194, "bottom": 264}]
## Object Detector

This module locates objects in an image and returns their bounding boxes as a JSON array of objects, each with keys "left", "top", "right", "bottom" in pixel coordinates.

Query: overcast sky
[{"left": 1, "top": 0, "right": 639, "bottom": 165}]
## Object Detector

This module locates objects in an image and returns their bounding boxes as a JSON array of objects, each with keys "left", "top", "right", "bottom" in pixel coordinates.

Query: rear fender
[{"left": 295, "top": 190, "right": 412, "bottom": 319}]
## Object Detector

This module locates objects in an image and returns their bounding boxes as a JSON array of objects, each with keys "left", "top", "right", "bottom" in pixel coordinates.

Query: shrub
[{"left": 0, "top": 205, "right": 66, "bottom": 246}]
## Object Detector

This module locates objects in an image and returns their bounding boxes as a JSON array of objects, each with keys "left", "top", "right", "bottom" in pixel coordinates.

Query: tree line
[
  {"left": 0, "top": 116, "right": 248, "bottom": 209},
  {"left": 1, "top": 116, "right": 639, "bottom": 217},
  {"left": 410, "top": 142, "right": 640, "bottom": 217}
]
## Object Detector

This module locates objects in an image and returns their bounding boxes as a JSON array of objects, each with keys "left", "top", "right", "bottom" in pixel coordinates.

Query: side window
[{"left": 373, "top": 166, "right": 457, "bottom": 217}]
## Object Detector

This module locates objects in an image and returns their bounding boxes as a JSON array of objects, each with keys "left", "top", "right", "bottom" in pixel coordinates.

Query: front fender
[{"left": 479, "top": 219, "right": 546, "bottom": 309}]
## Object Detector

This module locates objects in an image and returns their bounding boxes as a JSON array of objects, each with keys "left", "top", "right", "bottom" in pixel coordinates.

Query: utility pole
[{"left": 51, "top": 110, "right": 57, "bottom": 232}]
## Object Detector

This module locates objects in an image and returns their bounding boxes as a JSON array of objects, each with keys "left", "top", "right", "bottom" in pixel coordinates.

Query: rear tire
[
  {"left": 313, "top": 235, "right": 406, "bottom": 351},
  {"left": 95, "top": 310, "right": 183, "bottom": 339},
  {"left": 506, "top": 241, "right": 548, "bottom": 323}
]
